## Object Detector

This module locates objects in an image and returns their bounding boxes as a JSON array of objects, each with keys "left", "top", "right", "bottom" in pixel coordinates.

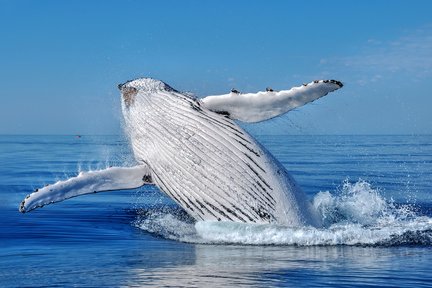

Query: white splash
[{"left": 134, "top": 180, "right": 432, "bottom": 246}]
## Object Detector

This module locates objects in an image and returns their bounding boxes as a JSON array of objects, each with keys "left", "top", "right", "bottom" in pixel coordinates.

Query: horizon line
[{"left": 0, "top": 133, "right": 431, "bottom": 137}]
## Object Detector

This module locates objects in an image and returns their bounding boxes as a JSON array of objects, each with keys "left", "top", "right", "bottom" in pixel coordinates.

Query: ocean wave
[{"left": 133, "top": 180, "right": 432, "bottom": 246}]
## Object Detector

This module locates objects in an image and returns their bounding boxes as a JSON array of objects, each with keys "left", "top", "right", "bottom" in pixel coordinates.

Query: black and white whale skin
[{"left": 20, "top": 78, "right": 343, "bottom": 227}]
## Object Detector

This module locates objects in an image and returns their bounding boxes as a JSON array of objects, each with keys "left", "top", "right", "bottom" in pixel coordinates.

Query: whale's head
[
  {"left": 118, "top": 77, "right": 183, "bottom": 123},
  {"left": 118, "top": 77, "right": 190, "bottom": 159},
  {"left": 118, "top": 77, "right": 179, "bottom": 109},
  {"left": 119, "top": 78, "right": 172, "bottom": 137}
]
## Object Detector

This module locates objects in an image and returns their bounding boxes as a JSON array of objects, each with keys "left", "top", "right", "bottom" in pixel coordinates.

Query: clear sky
[{"left": 1, "top": 0, "right": 431, "bottom": 135}]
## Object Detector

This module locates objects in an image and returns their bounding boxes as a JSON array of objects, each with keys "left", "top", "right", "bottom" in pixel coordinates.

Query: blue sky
[{"left": 1, "top": 0, "right": 431, "bottom": 135}]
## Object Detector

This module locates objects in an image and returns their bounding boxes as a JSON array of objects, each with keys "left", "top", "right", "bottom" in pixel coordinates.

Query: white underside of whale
[{"left": 20, "top": 78, "right": 343, "bottom": 228}]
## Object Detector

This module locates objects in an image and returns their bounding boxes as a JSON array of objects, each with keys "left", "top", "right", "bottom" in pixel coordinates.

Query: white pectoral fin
[
  {"left": 201, "top": 80, "right": 343, "bottom": 123},
  {"left": 20, "top": 165, "right": 152, "bottom": 213}
]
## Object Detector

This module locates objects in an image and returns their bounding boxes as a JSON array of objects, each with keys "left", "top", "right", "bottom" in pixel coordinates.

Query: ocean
[{"left": 1, "top": 134, "right": 431, "bottom": 287}]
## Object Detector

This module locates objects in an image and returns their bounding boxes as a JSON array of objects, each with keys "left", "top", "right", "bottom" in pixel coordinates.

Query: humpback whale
[{"left": 20, "top": 78, "right": 343, "bottom": 227}]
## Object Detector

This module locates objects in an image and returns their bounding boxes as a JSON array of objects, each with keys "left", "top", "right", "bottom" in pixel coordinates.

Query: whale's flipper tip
[
  {"left": 329, "top": 79, "right": 343, "bottom": 88},
  {"left": 19, "top": 200, "right": 26, "bottom": 213},
  {"left": 19, "top": 193, "right": 33, "bottom": 213}
]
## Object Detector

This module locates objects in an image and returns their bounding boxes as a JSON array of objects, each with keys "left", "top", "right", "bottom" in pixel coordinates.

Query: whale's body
[{"left": 20, "top": 78, "right": 343, "bottom": 228}]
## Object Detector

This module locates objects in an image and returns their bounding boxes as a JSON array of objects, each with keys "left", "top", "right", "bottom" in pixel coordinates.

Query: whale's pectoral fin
[
  {"left": 19, "top": 165, "right": 152, "bottom": 213},
  {"left": 201, "top": 80, "right": 343, "bottom": 123}
]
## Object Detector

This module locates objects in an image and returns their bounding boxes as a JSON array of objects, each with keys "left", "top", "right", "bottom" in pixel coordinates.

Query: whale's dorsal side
[{"left": 201, "top": 80, "right": 343, "bottom": 123}]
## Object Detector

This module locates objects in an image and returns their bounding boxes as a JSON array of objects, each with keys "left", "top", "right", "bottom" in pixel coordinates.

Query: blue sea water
[{"left": 1, "top": 134, "right": 431, "bottom": 287}]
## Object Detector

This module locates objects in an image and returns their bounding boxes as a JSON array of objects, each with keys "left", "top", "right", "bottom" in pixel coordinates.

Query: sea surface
[{"left": 1, "top": 134, "right": 431, "bottom": 287}]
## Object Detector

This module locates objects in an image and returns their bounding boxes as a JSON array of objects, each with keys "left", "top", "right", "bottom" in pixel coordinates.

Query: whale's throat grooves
[{"left": 121, "top": 79, "right": 321, "bottom": 227}]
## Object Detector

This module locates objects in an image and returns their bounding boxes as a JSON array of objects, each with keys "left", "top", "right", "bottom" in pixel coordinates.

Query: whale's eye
[{"left": 121, "top": 87, "right": 138, "bottom": 107}]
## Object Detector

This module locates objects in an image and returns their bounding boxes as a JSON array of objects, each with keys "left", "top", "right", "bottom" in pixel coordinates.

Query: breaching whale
[{"left": 20, "top": 78, "right": 343, "bottom": 227}]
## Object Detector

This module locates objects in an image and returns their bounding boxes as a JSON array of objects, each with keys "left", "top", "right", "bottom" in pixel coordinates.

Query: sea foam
[{"left": 134, "top": 179, "right": 432, "bottom": 246}]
